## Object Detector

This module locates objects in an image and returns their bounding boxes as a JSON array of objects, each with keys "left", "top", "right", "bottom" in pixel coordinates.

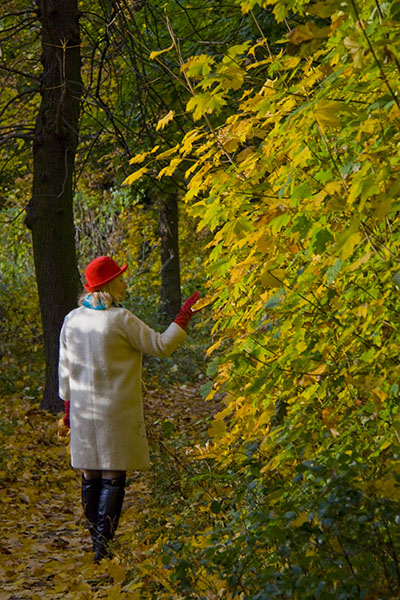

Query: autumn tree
[
  {"left": 0, "top": 2, "right": 81, "bottom": 411},
  {"left": 123, "top": 0, "right": 400, "bottom": 595},
  {"left": 23, "top": 0, "right": 82, "bottom": 412}
]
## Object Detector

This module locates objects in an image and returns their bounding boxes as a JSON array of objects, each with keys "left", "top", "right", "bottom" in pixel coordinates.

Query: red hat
[{"left": 84, "top": 256, "right": 128, "bottom": 292}]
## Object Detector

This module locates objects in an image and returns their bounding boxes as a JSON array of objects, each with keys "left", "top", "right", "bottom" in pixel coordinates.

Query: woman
[{"left": 57, "top": 255, "right": 200, "bottom": 562}]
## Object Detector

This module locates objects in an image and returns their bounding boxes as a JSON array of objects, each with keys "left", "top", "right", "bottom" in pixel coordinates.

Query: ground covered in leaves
[{"left": 0, "top": 378, "right": 219, "bottom": 599}]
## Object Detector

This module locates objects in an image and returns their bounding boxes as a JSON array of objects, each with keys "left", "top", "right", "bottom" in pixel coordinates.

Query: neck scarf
[{"left": 82, "top": 295, "right": 111, "bottom": 310}]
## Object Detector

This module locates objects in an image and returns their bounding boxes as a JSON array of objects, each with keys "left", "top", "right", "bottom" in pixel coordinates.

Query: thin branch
[
  {"left": 0, "top": 65, "right": 38, "bottom": 80},
  {"left": 0, "top": 205, "right": 28, "bottom": 224},
  {"left": 250, "top": 9, "right": 273, "bottom": 59},
  {"left": 350, "top": 0, "right": 400, "bottom": 109},
  {"left": 165, "top": 14, "right": 242, "bottom": 177},
  {"left": 374, "top": 0, "right": 400, "bottom": 75},
  {"left": 0, "top": 132, "right": 34, "bottom": 146},
  {"left": 0, "top": 89, "right": 39, "bottom": 121},
  {"left": 360, "top": 221, "right": 393, "bottom": 260}
]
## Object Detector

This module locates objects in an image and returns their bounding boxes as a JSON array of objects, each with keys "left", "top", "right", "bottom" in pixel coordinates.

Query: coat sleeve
[
  {"left": 58, "top": 319, "right": 71, "bottom": 402},
  {"left": 121, "top": 310, "right": 187, "bottom": 357}
]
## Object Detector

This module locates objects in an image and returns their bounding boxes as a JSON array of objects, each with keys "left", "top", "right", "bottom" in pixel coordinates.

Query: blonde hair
[{"left": 79, "top": 276, "right": 123, "bottom": 309}]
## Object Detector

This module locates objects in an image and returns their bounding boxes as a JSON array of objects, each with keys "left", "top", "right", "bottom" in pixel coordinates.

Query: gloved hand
[
  {"left": 57, "top": 400, "right": 70, "bottom": 438},
  {"left": 57, "top": 418, "right": 70, "bottom": 439},
  {"left": 174, "top": 291, "right": 201, "bottom": 330}
]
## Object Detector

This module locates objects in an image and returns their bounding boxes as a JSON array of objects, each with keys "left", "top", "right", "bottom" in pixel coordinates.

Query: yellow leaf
[
  {"left": 330, "top": 53, "right": 340, "bottom": 66},
  {"left": 157, "top": 158, "right": 183, "bottom": 179},
  {"left": 325, "top": 181, "right": 342, "bottom": 195},
  {"left": 311, "top": 364, "right": 327, "bottom": 376},
  {"left": 108, "top": 561, "right": 126, "bottom": 584},
  {"left": 257, "top": 236, "right": 275, "bottom": 254},
  {"left": 341, "top": 232, "right": 362, "bottom": 260},
  {"left": 236, "top": 146, "right": 254, "bottom": 163},
  {"left": 291, "top": 513, "right": 308, "bottom": 528},
  {"left": 260, "top": 269, "right": 285, "bottom": 288},
  {"left": 129, "top": 151, "right": 150, "bottom": 165},
  {"left": 335, "top": 218, "right": 361, "bottom": 259},
  {"left": 149, "top": 43, "right": 174, "bottom": 60},
  {"left": 121, "top": 167, "right": 148, "bottom": 186},
  {"left": 388, "top": 104, "right": 400, "bottom": 121},
  {"left": 156, "top": 145, "right": 179, "bottom": 160},
  {"left": 314, "top": 101, "right": 342, "bottom": 133},
  {"left": 373, "top": 475, "right": 400, "bottom": 501},
  {"left": 288, "top": 21, "right": 330, "bottom": 45},
  {"left": 222, "top": 137, "right": 240, "bottom": 153},
  {"left": 306, "top": 0, "right": 341, "bottom": 17},
  {"left": 179, "top": 129, "right": 204, "bottom": 156},
  {"left": 281, "top": 56, "right": 301, "bottom": 70},
  {"left": 181, "top": 53, "right": 215, "bottom": 77},
  {"left": 230, "top": 266, "right": 245, "bottom": 284},
  {"left": 371, "top": 194, "right": 392, "bottom": 222},
  {"left": 191, "top": 295, "right": 213, "bottom": 311},
  {"left": 208, "top": 418, "right": 227, "bottom": 440},
  {"left": 156, "top": 110, "right": 175, "bottom": 131},
  {"left": 348, "top": 252, "right": 371, "bottom": 272},
  {"left": 206, "top": 338, "right": 223, "bottom": 355},
  {"left": 253, "top": 409, "right": 275, "bottom": 431},
  {"left": 344, "top": 36, "right": 365, "bottom": 68},
  {"left": 313, "top": 190, "right": 327, "bottom": 207},
  {"left": 186, "top": 92, "right": 227, "bottom": 121},
  {"left": 356, "top": 304, "right": 368, "bottom": 318},
  {"left": 292, "top": 146, "right": 312, "bottom": 167}
]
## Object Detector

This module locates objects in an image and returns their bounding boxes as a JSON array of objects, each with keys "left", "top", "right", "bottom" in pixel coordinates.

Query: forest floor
[{"left": 0, "top": 378, "right": 220, "bottom": 599}]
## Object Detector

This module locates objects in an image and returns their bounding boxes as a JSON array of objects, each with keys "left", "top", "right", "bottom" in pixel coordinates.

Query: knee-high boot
[
  {"left": 94, "top": 473, "right": 126, "bottom": 563},
  {"left": 81, "top": 475, "right": 102, "bottom": 550}
]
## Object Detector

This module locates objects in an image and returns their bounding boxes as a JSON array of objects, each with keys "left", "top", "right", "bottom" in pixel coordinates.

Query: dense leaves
[{"left": 122, "top": 0, "right": 400, "bottom": 596}]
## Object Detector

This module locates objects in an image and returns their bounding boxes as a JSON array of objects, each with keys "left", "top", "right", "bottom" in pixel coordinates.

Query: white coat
[{"left": 58, "top": 306, "right": 186, "bottom": 470}]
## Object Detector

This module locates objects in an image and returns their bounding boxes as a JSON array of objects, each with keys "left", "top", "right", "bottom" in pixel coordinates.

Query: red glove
[
  {"left": 174, "top": 291, "right": 201, "bottom": 330},
  {"left": 57, "top": 400, "right": 70, "bottom": 439},
  {"left": 63, "top": 400, "right": 70, "bottom": 429}
]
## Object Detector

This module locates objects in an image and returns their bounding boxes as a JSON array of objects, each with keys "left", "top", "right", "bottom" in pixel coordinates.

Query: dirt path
[{"left": 0, "top": 382, "right": 219, "bottom": 599}]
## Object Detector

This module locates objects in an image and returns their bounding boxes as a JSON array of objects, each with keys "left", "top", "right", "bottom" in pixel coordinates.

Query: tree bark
[
  {"left": 25, "top": 0, "right": 82, "bottom": 412},
  {"left": 159, "top": 194, "right": 181, "bottom": 324}
]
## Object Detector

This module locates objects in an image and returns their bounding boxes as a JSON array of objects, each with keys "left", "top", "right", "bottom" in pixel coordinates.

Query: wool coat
[{"left": 58, "top": 306, "right": 186, "bottom": 470}]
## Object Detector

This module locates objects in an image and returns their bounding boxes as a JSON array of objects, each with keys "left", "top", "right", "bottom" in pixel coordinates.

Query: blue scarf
[{"left": 82, "top": 295, "right": 119, "bottom": 310}]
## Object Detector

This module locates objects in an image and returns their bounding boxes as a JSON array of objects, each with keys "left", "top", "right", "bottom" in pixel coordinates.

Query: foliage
[
  {"left": 123, "top": 0, "right": 400, "bottom": 596},
  {"left": 0, "top": 204, "right": 43, "bottom": 395}
]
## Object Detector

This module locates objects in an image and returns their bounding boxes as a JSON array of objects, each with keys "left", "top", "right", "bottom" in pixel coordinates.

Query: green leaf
[
  {"left": 207, "top": 359, "right": 219, "bottom": 377},
  {"left": 312, "top": 229, "right": 334, "bottom": 255},
  {"left": 200, "top": 381, "right": 213, "bottom": 399}
]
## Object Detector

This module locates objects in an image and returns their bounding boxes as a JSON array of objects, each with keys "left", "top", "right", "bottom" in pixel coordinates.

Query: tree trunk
[
  {"left": 25, "top": 0, "right": 82, "bottom": 413},
  {"left": 159, "top": 194, "right": 181, "bottom": 324}
]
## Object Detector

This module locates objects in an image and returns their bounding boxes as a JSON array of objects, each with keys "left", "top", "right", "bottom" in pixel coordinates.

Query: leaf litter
[{"left": 0, "top": 379, "right": 220, "bottom": 599}]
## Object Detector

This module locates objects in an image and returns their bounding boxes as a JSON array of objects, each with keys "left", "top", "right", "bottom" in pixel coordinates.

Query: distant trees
[
  {"left": 159, "top": 194, "right": 181, "bottom": 322},
  {"left": 0, "top": 0, "right": 269, "bottom": 410}
]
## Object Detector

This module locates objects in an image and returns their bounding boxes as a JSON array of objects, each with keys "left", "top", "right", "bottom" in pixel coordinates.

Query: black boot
[
  {"left": 81, "top": 474, "right": 102, "bottom": 550},
  {"left": 94, "top": 473, "right": 126, "bottom": 563}
]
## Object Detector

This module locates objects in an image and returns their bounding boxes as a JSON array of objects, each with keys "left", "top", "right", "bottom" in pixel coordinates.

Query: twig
[
  {"left": 164, "top": 14, "right": 243, "bottom": 178},
  {"left": 374, "top": 0, "right": 400, "bottom": 75},
  {"left": 350, "top": 0, "right": 400, "bottom": 109},
  {"left": 250, "top": 9, "right": 273, "bottom": 59}
]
